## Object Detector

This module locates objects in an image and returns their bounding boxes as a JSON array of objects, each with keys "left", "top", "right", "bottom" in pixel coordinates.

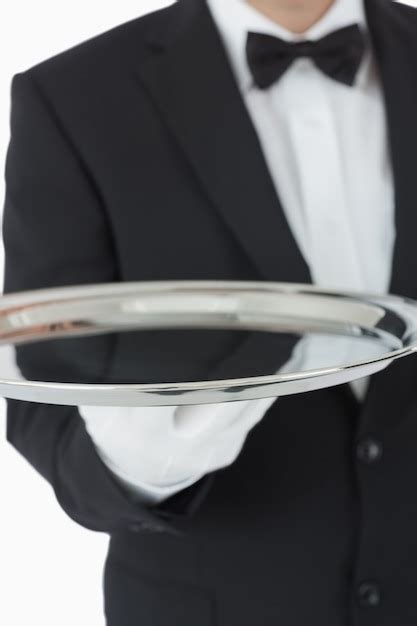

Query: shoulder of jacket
[{"left": 19, "top": 3, "right": 177, "bottom": 86}]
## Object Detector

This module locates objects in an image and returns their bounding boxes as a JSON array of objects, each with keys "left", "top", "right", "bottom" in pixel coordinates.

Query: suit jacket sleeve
[{"left": 2, "top": 70, "right": 214, "bottom": 535}]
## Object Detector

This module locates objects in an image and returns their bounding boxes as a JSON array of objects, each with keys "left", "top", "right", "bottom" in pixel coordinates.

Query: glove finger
[{"left": 174, "top": 399, "right": 254, "bottom": 438}]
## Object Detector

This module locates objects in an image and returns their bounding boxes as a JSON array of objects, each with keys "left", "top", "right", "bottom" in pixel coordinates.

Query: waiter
[{"left": 3, "top": 0, "right": 417, "bottom": 624}]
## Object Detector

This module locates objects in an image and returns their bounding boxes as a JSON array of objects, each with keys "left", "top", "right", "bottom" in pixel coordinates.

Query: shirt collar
[{"left": 206, "top": 0, "right": 368, "bottom": 91}]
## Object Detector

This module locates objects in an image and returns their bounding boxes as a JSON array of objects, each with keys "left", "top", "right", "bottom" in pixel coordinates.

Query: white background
[{"left": 0, "top": 1, "right": 416, "bottom": 625}]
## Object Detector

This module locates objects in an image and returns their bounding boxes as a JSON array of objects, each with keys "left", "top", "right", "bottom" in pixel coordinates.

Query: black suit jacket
[{"left": 3, "top": 1, "right": 417, "bottom": 624}]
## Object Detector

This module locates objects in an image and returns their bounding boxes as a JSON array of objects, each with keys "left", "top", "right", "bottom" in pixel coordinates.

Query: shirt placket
[{"left": 285, "top": 61, "right": 365, "bottom": 293}]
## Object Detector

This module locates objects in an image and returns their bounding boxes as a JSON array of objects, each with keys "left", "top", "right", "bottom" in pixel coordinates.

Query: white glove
[
  {"left": 79, "top": 394, "right": 278, "bottom": 504},
  {"left": 80, "top": 331, "right": 369, "bottom": 505}
]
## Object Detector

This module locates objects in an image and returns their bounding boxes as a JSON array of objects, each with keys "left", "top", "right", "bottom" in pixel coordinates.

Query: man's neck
[{"left": 245, "top": 0, "right": 336, "bottom": 33}]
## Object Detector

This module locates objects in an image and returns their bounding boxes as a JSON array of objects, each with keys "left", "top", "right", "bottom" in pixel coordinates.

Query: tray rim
[{"left": 1, "top": 279, "right": 416, "bottom": 406}]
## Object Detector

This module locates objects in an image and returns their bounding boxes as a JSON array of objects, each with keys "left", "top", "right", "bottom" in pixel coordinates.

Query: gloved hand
[
  {"left": 79, "top": 332, "right": 329, "bottom": 504},
  {"left": 79, "top": 394, "right": 278, "bottom": 504}
]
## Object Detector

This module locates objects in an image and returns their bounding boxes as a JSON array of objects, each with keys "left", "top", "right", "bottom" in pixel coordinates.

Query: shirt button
[
  {"left": 357, "top": 581, "right": 382, "bottom": 608},
  {"left": 356, "top": 436, "right": 383, "bottom": 464}
]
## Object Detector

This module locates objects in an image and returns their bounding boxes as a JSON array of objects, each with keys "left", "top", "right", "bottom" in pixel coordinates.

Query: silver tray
[{"left": 1, "top": 280, "right": 417, "bottom": 406}]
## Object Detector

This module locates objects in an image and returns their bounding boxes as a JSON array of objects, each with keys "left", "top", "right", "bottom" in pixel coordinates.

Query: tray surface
[{"left": 1, "top": 280, "right": 417, "bottom": 406}]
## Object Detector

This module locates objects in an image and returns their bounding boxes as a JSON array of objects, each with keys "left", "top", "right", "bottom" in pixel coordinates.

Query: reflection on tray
[{"left": 6, "top": 326, "right": 392, "bottom": 386}]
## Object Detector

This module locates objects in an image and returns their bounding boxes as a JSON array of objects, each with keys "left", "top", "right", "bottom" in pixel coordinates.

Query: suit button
[
  {"left": 357, "top": 581, "right": 381, "bottom": 607},
  {"left": 356, "top": 437, "right": 383, "bottom": 464}
]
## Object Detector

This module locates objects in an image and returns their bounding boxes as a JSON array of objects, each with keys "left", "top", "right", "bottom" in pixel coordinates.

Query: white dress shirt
[{"left": 80, "top": 0, "right": 396, "bottom": 505}]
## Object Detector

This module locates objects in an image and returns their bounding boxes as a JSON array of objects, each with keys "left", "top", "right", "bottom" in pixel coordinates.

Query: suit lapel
[
  {"left": 357, "top": 0, "right": 417, "bottom": 423},
  {"left": 134, "top": 0, "right": 311, "bottom": 284},
  {"left": 364, "top": 0, "right": 417, "bottom": 301}
]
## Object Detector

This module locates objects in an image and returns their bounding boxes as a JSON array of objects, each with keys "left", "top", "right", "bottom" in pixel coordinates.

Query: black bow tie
[{"left": 246, "top": 24, "right": 366, "bottom": 89}]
